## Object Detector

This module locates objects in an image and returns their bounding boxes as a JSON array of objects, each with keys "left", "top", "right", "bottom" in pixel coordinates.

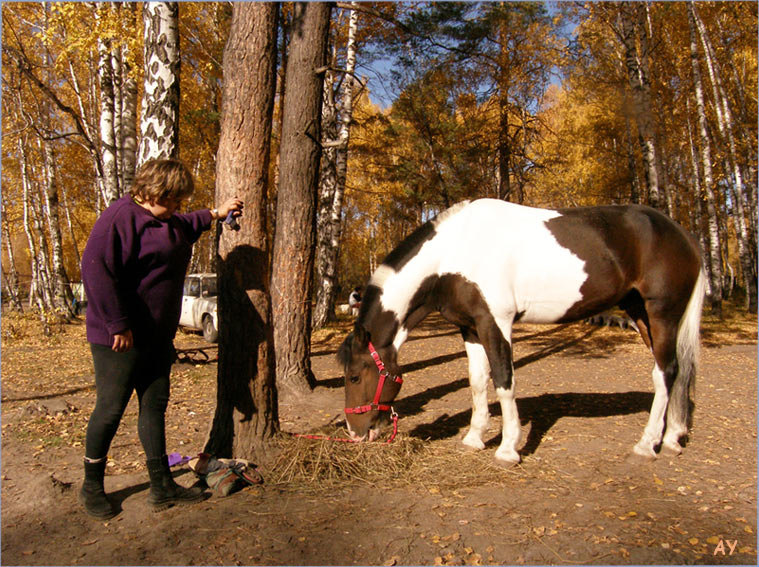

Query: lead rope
[{"left": 292, "top": 410, "right": 399, "bottom": 444}]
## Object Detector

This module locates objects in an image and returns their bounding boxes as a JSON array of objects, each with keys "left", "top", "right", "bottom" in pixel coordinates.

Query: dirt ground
[{"left": 1, "top": 308, "right": 756, "bottom": 566}]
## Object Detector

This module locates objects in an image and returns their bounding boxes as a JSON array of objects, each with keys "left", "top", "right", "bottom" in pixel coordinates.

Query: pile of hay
[{"left": 267, "top": 426, "right": 523, "bottom": 493}]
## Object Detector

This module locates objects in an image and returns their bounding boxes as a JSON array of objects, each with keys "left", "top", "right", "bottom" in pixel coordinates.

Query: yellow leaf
[
  {"left": 688, "top": 538, "right": 699, "bottom": 545},
  {"left": 706, "top": 536, "right": 720, "bottom": 545}
]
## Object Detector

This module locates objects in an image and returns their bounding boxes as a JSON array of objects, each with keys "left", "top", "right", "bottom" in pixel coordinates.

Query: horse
[{"left": 337, "top": 199, "right": 705, "bottom": 465}]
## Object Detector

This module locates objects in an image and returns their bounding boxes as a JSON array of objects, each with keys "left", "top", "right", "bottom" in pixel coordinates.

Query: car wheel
[{"left": 202, "top": 315, "right": 218, "bottom": 343}]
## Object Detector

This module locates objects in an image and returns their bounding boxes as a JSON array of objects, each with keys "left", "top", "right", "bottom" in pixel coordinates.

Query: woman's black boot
[
  {"left": 79, "top": 458, "right": 118, "bottom": 520},
  {"left": 146, "top": 455, "right": 204, "bottom": 511}
]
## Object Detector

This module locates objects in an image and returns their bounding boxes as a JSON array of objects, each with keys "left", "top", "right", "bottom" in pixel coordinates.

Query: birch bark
[
  {"left": 138, "top": 2, "right": 181, "bottom": 164},
  {"left": 314, "top": 4, "right": 359, "bottom": 328},
  {"left": 688, "top": 1, "right": 723, "bottom": 315}
]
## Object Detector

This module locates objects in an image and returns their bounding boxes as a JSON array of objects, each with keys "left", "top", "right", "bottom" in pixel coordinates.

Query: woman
[{"left": 79, "top": 159, "right": 243, "bottom": 518}]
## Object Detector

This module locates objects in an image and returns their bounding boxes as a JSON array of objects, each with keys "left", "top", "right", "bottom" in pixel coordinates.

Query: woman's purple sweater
[{"left": 81, "top": 196, "right": 212, "bottom": 348}]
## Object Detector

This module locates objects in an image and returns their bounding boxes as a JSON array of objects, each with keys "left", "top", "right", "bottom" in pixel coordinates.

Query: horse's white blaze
[
  {"left": 376, "top": 199, "right": 588, "bottom": 327},
  {"left": 462, "top": 340, "right": 490, "bottom": 450}
]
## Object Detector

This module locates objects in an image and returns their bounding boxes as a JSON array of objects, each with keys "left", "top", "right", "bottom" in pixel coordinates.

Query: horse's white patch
[
  {"left": 369, "top": 264, "right": 396, "bottom": 289},
  {"left": 376, "top": 199, "right": 588, "bottom": 328},
  {"left": 462, "top": 340, "right": 490, "bottom": 450},
  {"left": 635, "top": 363, "right": 668, "bottom": 458}
]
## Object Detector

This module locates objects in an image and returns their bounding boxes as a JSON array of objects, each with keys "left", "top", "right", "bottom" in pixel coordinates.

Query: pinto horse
[{"left": 337, "top": 199, "right": 705, "bottom": 465}]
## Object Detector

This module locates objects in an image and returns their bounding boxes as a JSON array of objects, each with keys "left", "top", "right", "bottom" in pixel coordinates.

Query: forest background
[{"left": 2, "top": 2, "right": 757, "bottom": 414}]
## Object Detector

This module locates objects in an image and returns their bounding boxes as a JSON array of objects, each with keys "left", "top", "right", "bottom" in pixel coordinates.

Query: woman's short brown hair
[{"left": 130, "top": 159, "right": 195, "bottom": 202}]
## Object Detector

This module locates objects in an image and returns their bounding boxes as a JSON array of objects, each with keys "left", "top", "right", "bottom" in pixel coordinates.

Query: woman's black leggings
[{"left": 85, "top": 342, "right": 174, "bottom": 461}]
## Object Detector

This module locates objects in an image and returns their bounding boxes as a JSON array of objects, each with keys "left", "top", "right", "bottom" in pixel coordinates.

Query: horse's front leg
[
  {"left": 462, "top": 336, "right": 490, "bottom": 451},
  {"left": 480, "top": 319, "right": 521, "bottom": 465}
]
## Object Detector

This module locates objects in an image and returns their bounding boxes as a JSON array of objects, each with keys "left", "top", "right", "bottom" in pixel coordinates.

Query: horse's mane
[{"left": 373, "top": 200, "right": 471, "bottom": 277}]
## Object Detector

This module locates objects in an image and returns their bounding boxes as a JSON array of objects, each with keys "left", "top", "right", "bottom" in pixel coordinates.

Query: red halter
[{"left": 344, "top": 341, "right": 403, "bottom": 416}]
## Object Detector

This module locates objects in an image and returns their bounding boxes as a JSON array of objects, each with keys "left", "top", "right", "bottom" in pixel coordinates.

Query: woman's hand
[
  {"left": 112, "top": 330, "right": 133, "bottom": 353},
  {"left": 214, "top": 198, "right": 244, "bottom": 220}
]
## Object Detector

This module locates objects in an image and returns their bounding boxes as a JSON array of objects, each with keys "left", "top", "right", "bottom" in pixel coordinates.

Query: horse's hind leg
[
  {"left": 461, "top": 332, "right": 490, "bottom": 451},
  {"left": 633, "top": 315, "right": 679, "bottom": 460}
]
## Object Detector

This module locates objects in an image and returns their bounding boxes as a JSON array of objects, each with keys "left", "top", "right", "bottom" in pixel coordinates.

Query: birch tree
[
  {"left": 95, "top": 3, "right": 120, "bottom": 204},
  {"left": 138, "top": 2, "right": 181, "bottom": 163},
  {"left": 618, "top": 3, "right": 663, "bottom": 211},
  {"left": 314, "top": 3, "right": 360, "bottom": 328},
  {"left": 688, "top": 1, "right": 723, "bottom": 315},
  {"left": 691, "top": 1, "right": 757, "bottom": 311}
]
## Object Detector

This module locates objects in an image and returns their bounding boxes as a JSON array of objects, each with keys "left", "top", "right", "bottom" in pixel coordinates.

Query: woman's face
[{"left": 143, "top": 195, "right": 184, "bottom": 220}]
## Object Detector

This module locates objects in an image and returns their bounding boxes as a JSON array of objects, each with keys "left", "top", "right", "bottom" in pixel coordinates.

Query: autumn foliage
[{"left": 2, "top": 2, "right": 757, "bottom": 319}]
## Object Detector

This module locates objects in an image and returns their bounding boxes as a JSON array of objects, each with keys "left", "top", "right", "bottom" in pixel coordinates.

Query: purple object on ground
[{"left": 167, "top": 452, "right": 191, "bottom": 467}]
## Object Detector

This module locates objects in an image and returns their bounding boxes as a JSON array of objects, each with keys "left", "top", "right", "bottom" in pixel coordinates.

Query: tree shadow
[
  {"left": 1, "top": 385, "right": 95, "bottom": 403},
  {"left": 406, "top": 391, "right": 653, "bottom": 457}
]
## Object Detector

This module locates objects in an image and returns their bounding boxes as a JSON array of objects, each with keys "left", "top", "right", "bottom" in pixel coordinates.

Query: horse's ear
[{"left": 352, "top": 323, "right": 370, "bottom": 351}]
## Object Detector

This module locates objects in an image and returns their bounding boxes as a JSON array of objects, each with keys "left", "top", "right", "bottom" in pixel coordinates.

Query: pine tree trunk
[
  {"left": 271, "top": 1, "right": 331, "bottom": 397},
  {"left": 497, "top": 92, "right": 512, "bottom": 202},
  {"left": 688, "top": 1, "right": 723, "bottom": 315},
  {"left": 204, "top": 2, "right": 279, "bottom": 462},
  {"left": 138, "top": 1, "right": 181, "bottom": 164}
]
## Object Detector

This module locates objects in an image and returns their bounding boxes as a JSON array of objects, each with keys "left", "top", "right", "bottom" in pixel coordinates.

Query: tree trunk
[
  {"left": 120, "top": 4, "right": 139, "bottom": 191},
  {"left": 692, "top": 3, "right": 757, "bottom": 311},
  {"left": 688, "top": 1, "right": 723, "bottom": 315},
  {"left": 314, "top": 3, "right": 359, "bottom": 329},
  {"left": 313, "top": 64, "right": 339, "bottom": 329},
  {"left": 95, "top": 5, "right": 120, "bottom": 204},
  {"left": 496, "top": 93, "right": 512, "bottom": 202},
  {"left": 40, "top": 139, "right": 74, "bottom": 315},
  {"left": 271, "top": 1, "right": 331, "bottom": 397},
  {"left": 625, "top": 118, "right": 641, "bottom": 204},
  {"left": 204, "top": 2, "right": 279, "bottom": 462},
  {"left": 60, "top": 185, "right": 81, "bottom": 272},
  {"left": 20, "top": 137, "right": 54, "bottom": 325},
  {"left": 619, "top": 4, "right": 662, "bottom": 211},
  {"left": 1, "top": 193, "right": 24, "bottom": 312},
  {"left": 138, "top": 1, "right": 181, "bottom": 164},
  {"left": 66, "top": 54, "right": 107, "bottom": 207}
]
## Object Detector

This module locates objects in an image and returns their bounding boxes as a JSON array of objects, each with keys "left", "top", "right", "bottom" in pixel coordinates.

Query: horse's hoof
[
  {"left": 629, "top": 445, "right": 657, "bottom": 462},
  {"left": 660, "top": 441, "right": 683, "bottom": 457},
  {"left": 461, "top": 434, "right": 486, "bottom": 451},
  {"left": 494, "top": 450, "right": 521, "bottom": 467}
]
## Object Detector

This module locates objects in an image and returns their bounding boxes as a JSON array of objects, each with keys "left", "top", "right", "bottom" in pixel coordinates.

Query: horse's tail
[{"left": 670, "top": 268, "right": 706, "bottom": 430}]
